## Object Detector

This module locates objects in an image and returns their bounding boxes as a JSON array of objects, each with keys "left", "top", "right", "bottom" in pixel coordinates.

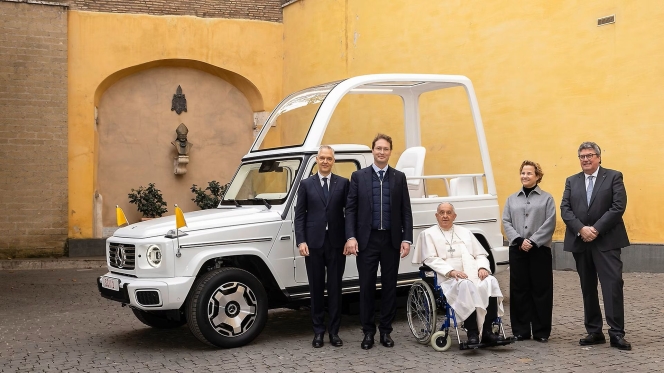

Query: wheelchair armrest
[{"left": 419, "top": 265, "right": 433, "bottom": 272}]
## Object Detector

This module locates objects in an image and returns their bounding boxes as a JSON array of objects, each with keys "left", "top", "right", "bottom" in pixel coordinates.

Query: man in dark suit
[
  {"left": 345, "top": 133, "right": 413, "bottom": 350},
  {"left": 560, "top": 141, "right": 631, "bottom": 350},
  {"left": 294, "top": 145, "right": 350, "bottom": 348}
]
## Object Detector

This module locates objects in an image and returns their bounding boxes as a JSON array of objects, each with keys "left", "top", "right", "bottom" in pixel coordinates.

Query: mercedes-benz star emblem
[{"left": 114, "top": 245, "right": 127, "bottom": 268}]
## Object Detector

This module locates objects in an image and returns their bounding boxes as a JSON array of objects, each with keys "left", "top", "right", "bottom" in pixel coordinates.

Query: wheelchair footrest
[{"left": 459, "top": 336, "right": 517, "bottom": 350}]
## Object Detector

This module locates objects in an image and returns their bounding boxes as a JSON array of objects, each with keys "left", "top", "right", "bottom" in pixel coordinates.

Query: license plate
[{"left": 101, "top": 276, "right": 120, "bottom": 291}]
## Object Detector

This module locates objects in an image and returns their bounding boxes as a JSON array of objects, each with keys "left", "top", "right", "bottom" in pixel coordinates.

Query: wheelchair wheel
[
  {"left": 431, "top": 330, "right": 453, "bottom": 352},
  {"left": 406, "top": 280, "right": 437, "bottom": 344}
]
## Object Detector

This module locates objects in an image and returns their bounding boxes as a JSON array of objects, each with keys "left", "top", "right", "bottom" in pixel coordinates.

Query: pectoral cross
[{"left": 447, "top": 245, "right": 455, "bottom": 254}]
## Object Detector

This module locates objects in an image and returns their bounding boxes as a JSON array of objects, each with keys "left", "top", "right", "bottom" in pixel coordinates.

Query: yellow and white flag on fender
[
  {"left": 116, "top": 205, "right": 128, "bottom": 227},
  {"left": 175, "top": 204, "right": 187, "bottom": 229}
]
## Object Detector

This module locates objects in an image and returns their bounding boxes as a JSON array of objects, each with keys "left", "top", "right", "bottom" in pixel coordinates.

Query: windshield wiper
[
  {"left": 223, "top": 199, "right": 242, "bottom": 208},
  {"left": 253, "top": 198, "right": 272, "bottom": 210}
]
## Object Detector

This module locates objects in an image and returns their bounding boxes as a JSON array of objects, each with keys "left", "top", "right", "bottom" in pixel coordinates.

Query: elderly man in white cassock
[{"left": 413, "top": 202, "right": 505, "bottom": 344}]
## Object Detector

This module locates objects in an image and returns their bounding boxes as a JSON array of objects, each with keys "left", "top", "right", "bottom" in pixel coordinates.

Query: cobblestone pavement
[{"left": 1, "top": 269, "right": 663, "bottom": 372}]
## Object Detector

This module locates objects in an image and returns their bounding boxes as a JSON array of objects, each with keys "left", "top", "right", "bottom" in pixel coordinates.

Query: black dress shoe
[
  {"left": 329, "top": 334, "right": 343, "bottom": 347},
  {"left": 312, "top": 333, "right": 324, "bottom": 348},
  {"left": 610, "top": 336, "right": 632, "bottom": 351},
  {"left": 579, "top": 333, "right": 606, "bottom": 346},
  {"left": 482, "top": 330, "right": 503, "bottom": 345},
  {"left": 514, "top": 334, "right": 531, "bottom": 341},
  {"left": 467, "top": 331, "right": 480, "bottom": 345},
  {"left": 361, "top": 333, "right": 374, "bottom": 350},
  {"left": 380, "top": 333, "right": 394, "bottom": 348},
  {"left": 534, "top": 337, "right": 548, "bottom": 343}
]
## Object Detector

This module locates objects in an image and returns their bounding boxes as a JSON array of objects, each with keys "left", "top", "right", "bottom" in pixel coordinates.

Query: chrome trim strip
[
  {"left": 179, "top": 237, "right": 272, "bottom": 249},
  {"left": 288, "top": 278, "right": 420, "bottom": 299}
]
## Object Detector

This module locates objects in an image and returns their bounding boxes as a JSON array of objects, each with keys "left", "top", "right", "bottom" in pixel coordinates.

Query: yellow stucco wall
[
  {"left": 283, "top": 0, "right": 664, "bottom": 243},
  {"left": 68, "top": 11, "right": 283, "bottom": 238}
]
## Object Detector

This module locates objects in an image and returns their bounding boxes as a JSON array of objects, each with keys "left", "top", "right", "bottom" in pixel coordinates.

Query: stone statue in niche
[
  {"left": 171, "top": 85, "right": 187, "bottom": 115},
  {"left": 172, "top": 123, "right": 193, "bottom": 175}
]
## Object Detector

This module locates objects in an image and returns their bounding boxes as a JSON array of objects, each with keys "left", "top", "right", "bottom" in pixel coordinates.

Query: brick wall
[
  {"left": 67, "top": 0, "right": 283, "bottom": 22},
  {"left": 0, "top": 1, "right": 68, "bottom": 258}
]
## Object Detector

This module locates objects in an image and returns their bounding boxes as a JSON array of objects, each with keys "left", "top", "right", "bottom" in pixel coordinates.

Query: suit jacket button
[{"left": 525, "top": 226, "right": 528, "bottom": 229}]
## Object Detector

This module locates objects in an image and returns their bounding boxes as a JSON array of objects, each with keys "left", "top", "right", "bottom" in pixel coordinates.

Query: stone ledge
[
  {"left": 68, "top": 238, "right": 106, "bottom": 257},
  {"left": 552, "top": 242, "right": 664, "bottom": 273},
  {"left": 0, "top": 257, "right": 105, "bottom": 270}
]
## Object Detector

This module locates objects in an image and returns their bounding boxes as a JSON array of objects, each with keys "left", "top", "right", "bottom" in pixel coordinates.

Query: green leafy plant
[
  {"left": 191, "top": 180, "right": 229, "bottom": 210},
  {"left": 128, "top": 183, "right": 168, "bottom": 218}
]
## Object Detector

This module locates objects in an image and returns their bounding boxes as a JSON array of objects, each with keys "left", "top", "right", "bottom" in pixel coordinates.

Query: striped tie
[{"left": 586, "top": 176, "right": 594, "bottom": 205}]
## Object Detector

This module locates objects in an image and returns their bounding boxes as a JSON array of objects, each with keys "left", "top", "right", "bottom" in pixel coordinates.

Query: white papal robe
[{"left": 413, "top": 224, "right": 504, "bottom": 335}]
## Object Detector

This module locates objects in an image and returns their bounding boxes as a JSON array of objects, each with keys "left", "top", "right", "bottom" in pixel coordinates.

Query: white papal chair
[{"left": 395, "top": 146, "right": 426, "bottom": 198}]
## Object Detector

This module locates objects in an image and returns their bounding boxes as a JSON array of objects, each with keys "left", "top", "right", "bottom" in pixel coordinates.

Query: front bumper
[{"left": 97, "top": 272, "right": 196, "bottom": 311}]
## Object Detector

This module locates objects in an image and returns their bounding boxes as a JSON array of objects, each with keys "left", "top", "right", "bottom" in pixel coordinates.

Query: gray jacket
[{"left": 502, "top": 185, "right": 557, "bottom": 248}]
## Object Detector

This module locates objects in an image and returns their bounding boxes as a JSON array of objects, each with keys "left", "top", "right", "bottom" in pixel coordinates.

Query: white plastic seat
[
  {"left": 449, "top": 177, "right": 484, "bottom": 196},
  {"left": 395, "top": 146, "right": 426, "bottom": 198}
]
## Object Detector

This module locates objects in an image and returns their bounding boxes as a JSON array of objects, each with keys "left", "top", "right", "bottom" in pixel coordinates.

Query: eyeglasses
[
  {"left": 436, "top": 211, "right": 455, "bottom": 216},
  {"left": 578, "top": 154, "right": 597, "bottom": 160}
]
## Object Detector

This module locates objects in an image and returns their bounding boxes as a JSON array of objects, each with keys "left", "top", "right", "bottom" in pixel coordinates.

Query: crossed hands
[
  {"left": 520, "top": 239, "right": 533, "bottom": 252},
  {"left": 343, "top": 239, "right": 411, "bottom": 259},
  {"left": 579, "top": 226, "right": 598, "bottom": 242},
  {"left": 448, "top": 268, "right": 490, "bottom": 280}
]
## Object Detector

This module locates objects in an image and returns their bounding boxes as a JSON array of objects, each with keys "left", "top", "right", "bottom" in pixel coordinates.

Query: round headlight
[{"left": 146, "top": 245, "right": 162, "bottom": 267}]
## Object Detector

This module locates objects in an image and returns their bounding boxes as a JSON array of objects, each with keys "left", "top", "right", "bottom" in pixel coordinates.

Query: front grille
[
  {"left": 109, "top": 243, "right": 136, "bottom": 270},
  {"left": 136, "top": 290, "right": 161, "bottom": 306}
]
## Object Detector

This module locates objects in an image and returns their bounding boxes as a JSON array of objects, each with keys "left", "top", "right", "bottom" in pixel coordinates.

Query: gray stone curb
[{"left": 0, "top": 257, "right": 106, "bottom": 270}]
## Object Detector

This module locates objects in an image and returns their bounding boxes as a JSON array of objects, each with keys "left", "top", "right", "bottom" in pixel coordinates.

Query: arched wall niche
[
  {"left": 94, "top": 59, "right": 264, "bottom": 112},
  {"left": 95, "top": 63, "right": 258, "bottom": 236}
]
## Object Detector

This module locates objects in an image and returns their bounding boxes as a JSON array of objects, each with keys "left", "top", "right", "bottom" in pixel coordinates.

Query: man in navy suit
[
  {"left": 294, "top": 145, "right": 350, "bottom": 348},
  {"left": 345, "top": 133, "right": 413, "bottom": 350},
  {"left": 561, "top": 141, "right": 631, "bottom": 350}
]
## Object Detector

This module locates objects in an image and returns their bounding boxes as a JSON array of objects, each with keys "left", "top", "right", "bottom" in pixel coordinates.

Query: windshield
[
  {"left": 220, "top": 158, "right": 302, "bottom": 206},
  {"left": 252, "top": 81, "right": 341, "bottom": 151}
]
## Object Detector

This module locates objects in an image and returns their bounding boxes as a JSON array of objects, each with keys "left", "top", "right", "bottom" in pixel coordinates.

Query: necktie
[
  {"left": 322, "top": 177, "right": 329, "bottom": 201},
  {"left": 586, "top": 176, "right": 594, "bottom": 205},
  {"left": 379, "top": 170, "right": 384, "bottom": 182}
]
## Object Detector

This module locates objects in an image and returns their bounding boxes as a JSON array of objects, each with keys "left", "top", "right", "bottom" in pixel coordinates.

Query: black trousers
[
  {"left": 509, "top": 245, "right": 553, "bottom": 339},
  {"left": 305, "top": 231, "right": 346, "bottom": 335},
  {"left": 573, "top": 246, "right": 625, "bottom": 339},
  {"left": 466, "top": 297, "right": 498, "bottom": 334},
  {"left": 357, "top": 229, "right": 400, "bottom": 335}
]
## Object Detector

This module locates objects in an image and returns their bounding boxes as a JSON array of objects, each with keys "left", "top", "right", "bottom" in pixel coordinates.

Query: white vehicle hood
[{"left": 112, "top": 207, "right": 282, "bottom": 239}]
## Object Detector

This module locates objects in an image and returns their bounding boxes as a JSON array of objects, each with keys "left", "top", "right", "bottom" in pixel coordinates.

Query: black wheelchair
[{"left": 406, "top": 265, "right": 516, "bottom": 351}]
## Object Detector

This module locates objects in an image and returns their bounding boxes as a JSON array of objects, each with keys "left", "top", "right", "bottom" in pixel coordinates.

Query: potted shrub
[
  {"left": 191, "top": 180, "right": 229, "bottom": 210},
  {"left": 128, "top": 183, "right": 168, "bottom": 219}
]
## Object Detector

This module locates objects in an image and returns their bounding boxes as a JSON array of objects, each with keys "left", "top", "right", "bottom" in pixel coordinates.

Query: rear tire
[
  {"left": 132, "top": 309, "right": 187, "bottom": 329},
  {"left": 406, "top": 280, "right": 437, "bottom": 344},
  {"left": 186, "top": 267, "right": 268, "bottom": 348}
]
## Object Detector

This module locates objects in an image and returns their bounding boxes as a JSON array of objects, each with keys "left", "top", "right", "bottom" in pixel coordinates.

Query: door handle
[{"left": 280, "top": 235, "right": 291, "bottom": 241}]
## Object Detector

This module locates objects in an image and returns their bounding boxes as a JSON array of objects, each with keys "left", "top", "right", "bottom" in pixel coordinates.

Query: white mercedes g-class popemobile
[{"left": 98, "top": 74, "right": 508, "bottom": 348}]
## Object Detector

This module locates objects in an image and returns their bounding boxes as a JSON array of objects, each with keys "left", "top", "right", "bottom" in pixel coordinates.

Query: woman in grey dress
[{"left": 502, "top": 160, "right": 556, "bottom": 342}]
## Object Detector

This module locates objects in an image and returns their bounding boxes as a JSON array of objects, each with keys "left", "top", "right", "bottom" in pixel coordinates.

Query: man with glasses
[
  {"left": 345, "top": 133, "right": 413, "bottom": 349},
  {"left": 560, "top": 142, "right": 631, "bottom": 350}
]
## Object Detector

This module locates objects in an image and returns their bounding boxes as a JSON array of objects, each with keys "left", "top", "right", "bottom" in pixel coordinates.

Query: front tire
[
  {"left": 431, "top": 330, "right": 453, "bottom": 352},
  {"left": 132, "top": 309, "right": 187, "bottom": 329},
  {"left": 186, "top": 268, "right": 268, "bottom": 348}
]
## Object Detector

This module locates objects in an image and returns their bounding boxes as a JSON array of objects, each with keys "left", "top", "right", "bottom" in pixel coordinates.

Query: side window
[{"left": 310, "top": 160, "right": 360, "bottom": 180}]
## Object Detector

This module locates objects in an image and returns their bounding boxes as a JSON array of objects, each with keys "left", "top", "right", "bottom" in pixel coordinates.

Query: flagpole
[{"left": 175, "top": 204, "right": 182, "bottom": 258}]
